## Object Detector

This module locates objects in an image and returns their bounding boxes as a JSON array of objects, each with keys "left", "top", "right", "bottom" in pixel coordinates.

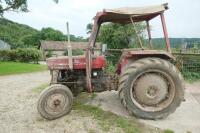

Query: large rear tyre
[
  {"left": 119, "top": 58, "right": 184, "bottom": 119},
  {"left": 37, "top": 84, "right": 73, "bottom": 120}
]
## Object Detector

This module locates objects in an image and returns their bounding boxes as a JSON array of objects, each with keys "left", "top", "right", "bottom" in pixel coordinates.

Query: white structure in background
[
  {"left": 0, "top": 40, "right": 10, "bottom": 50},
  {"left": 182, "top": 42, "right": 187, "bottom": 49}
]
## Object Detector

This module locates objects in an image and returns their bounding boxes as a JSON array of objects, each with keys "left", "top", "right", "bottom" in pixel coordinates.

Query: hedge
[{"left": 0, "top": 48, "right": 42, "bottom": 63}]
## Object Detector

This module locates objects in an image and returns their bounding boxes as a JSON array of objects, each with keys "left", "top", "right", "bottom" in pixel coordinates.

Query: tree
[
  {"left": 97, "top": 23, "right": 146, "bottom": 64},
  {"left": 0, "top": 0, "right": 58, "bottom": 15},
  {"left": 21, "top": 33, "right": 40, "bottom": 47},
  {"left": 0, "top": 0, "right": 28, "bottom": 15},
  {"left": 98, "top": 23, "right": 146, "bottom": 49},
  {"left": 0, "top": 18, "right": 86, "bottom": 49},
  {"left": 86, "top": 23, "right": 93, "bottom": 34},
  {"left": 40, "top": 27, "right": 64, "bottom": 41},
  {"left": 0, "top": 18, "right": 39, "bottom": 48}
]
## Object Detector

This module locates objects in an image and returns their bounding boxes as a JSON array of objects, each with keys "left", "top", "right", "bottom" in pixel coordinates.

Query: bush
[
  {"left": 182, "top": 71, "right": 200, "bottom": 82},
  {"left": 16, "top": 48, "right": 42, "bottom": 63},
  {"left": 46, "top": 50, "right": 53, "bottom": 58},
  {"left": 0, "top": 50, "right": 16, "bottom": 61},
  {"left": 0, "top": 50, "right": 9, "bottom": 61},
  {"left": 105, "top": 61, "right": 115, "bottom": 74},
  {"left": 0, "top": 48, "right": 42, "bottom": 63}
]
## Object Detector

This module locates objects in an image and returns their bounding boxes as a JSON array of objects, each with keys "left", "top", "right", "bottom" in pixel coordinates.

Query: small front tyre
[{"left": 37, "top": 84, "right": 73, "bottom": 120}]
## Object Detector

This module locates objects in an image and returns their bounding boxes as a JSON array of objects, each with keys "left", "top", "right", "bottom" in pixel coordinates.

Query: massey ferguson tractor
[{"left": 37, "top": 3, "right": 184, "bottom": 120}]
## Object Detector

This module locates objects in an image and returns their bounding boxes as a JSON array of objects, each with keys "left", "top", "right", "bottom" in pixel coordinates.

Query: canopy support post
[
  {"left": 146, "top": 21, "right": 153, "bottom": 49},
  {"left": 130, "top": 17, "right": 144, "bottom": 49},
  {"left": 86, "top": 18, "right": 100, "bottom": 93},
  {"left": 160, "top": 13, "right": 171, "bottom": 53}
]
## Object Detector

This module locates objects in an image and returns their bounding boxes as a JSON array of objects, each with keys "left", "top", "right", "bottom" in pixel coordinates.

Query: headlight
[{"left": 93, "top": 72, "right": 98, "bottom": 77}]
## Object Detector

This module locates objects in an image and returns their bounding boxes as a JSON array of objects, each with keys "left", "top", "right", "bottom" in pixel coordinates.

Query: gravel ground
[
  {"left": 1, "top": 71, "right": 199, "bottom": 133},
  {"left": 0, "top": 72, "right": 107, "bottom": 133}
]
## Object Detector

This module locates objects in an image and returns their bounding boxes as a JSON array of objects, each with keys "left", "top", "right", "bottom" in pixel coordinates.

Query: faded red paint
[
  {"left": 46, "top": 5, "right": 172, "bottom": 93},
  {"left": 160, "top": 13, "right": 171, "bottom": 53},
  {"left": 116, "top": 50, "right": 175, "bottom": 74},
  {"left": 47, "top": 56, "right": 106, "bottom": 70}
]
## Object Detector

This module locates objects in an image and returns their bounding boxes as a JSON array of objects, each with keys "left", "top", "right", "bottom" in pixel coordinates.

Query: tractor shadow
[{"left": 88, "top": 90, "right": 130, "bottom": 117}]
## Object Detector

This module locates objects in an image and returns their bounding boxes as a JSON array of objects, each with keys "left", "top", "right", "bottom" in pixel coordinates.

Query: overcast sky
[{"left": 4, "top": 0, "right": 200, "bottom": 38}]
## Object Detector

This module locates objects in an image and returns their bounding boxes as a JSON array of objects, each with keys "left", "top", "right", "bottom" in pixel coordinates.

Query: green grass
[
  {"left": 73, "top": 93, "right": 153, "bottom": 133},
  {"left": 32, "top": 83, "right": 49, "bottom": 93},
  {"left": 182, "top": 71, "right": 200, "bottom": 83},
  {"left": 163, "top": 129, "right": 174, "bottom": 133},
  {"left": 0, "top": 62, "right": 47, "bottom": 75}
]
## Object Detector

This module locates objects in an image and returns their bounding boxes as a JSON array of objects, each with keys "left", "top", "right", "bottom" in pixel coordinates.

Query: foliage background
[
  {"left": 97, "top": 23, "right": 146, "bottom": 64},
  {"left": 0, "top": 18, "right": 86, "bottom": 49},
  {"left": 0, "top": 17, "right": 199, "bottom": 81}
]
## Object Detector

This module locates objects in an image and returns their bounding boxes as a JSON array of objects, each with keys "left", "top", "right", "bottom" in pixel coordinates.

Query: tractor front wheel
[
  {"left": 37, "top": 84, "right": 73, "bottom": 120},
  {"left": 119, "top": 58, "right": 184, "bottom": 119}
]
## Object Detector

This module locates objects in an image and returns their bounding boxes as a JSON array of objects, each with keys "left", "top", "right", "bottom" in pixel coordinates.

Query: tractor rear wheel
[
  {"left": 37, "top": 84, "right": 73, "bottom": 120},
  {"left": 118, "top": 58, "right": 184, "bottom": 119}
]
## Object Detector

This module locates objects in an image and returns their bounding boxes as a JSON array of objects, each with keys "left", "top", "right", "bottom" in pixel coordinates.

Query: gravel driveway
[
  {"left": 0, "top": 72, "right": 106, "bottom": 133},
  {"left": 1, "top": 71, "right": 200, "bottom": 133}
]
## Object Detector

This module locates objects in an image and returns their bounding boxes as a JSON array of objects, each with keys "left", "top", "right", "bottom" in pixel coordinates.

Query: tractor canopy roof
[{"left": 96, "top": 3, "right": 168, "bottom": 24}]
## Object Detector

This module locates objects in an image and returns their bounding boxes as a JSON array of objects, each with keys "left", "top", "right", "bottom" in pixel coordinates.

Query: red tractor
[{"left": 37, "top": 3, "right": 184, "bottom": 120}]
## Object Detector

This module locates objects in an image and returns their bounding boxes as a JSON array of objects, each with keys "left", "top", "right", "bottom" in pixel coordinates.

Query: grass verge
[
  {"left": 32, "top": 83, "right": 49, "bottom": 93},
  {"left": 182, "top": 71, "right": 200, "bottom": 83},
  {"left": 0, "top": 62, "right": 47, "bottom": 75},
  {"left": 73, "top": 92, "right": 159, "bottom": 133},
  {"left": 163, "top": 129, "right": 174, "bottom": 133}
]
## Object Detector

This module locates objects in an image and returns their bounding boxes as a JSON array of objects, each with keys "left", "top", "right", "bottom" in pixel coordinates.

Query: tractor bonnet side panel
[{"left": 47, "top": 56, "right": 106, "bottom": 70}]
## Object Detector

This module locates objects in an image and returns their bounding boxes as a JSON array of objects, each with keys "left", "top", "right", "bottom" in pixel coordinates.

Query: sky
[{"left": 4, "top": 0, "right": 200, "bottom": 38}]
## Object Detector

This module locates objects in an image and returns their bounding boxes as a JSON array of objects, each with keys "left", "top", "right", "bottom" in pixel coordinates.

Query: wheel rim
[
  {"left": 131, "top": 69, "right": 175, "bottom": 112},
  {"left": 44, "top": 92, "right": 69, "bottom": 116}
]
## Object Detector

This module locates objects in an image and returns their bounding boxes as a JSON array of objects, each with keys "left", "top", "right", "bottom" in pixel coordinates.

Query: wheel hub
[
  {"left": 53, "top": 99, "right": 61, "bottom": 107},
  {"left": 147, "top": 86, "right": 158, "bottom": 98},
  {"left": 133, "top": 73, "right": 168, "bottom": 106},
  {"left": 45, "top": 93, "right": 68, "bottom": 115}
]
